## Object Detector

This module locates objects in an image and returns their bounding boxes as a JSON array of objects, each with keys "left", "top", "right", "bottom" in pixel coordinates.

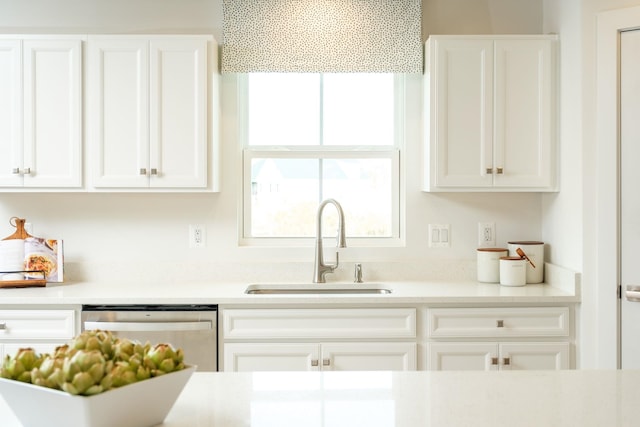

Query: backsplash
[{"left": 63, "top": 260, "right": 478, "bottom": 285}]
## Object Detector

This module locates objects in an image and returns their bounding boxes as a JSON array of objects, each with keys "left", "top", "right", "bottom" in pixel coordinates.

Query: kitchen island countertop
[{"left": 0, "top": 369, "right": 634, "bottom": 426}]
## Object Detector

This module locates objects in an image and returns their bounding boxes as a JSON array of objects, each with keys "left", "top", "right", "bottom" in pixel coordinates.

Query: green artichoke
[
  {"left": 1, "top": 330, "right": 186, "bottom": 396},
  {"left": 144, "top": 343, "right": 185, "bottom": 375},
  {"left": 0, "top": 348, "right": 44, "bottom": 383},
  {"left": 57, "top": 349, "right": 107, "bottom": 395}
]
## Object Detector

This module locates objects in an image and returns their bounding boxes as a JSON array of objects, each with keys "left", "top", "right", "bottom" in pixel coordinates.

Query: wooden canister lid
[
  {"left": 500, "top": 256, "right": 526, "bottom": 261},
  {"left": 507, "top": 241, "right": 543, "bottom": 245},
  {"left": 477, "top": 247, "right": 508, "bottom": 252}
]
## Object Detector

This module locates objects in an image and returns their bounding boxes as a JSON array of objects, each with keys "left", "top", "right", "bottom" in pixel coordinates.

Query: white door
[
  {"left": 322, "top": 342, "right": 417, "bottom": 371},
  {"left": 620, "top": 29, "right": 640, "bottom": 369},
  {"left": 431, "top": 38, "right": 494, "bottom": 189},
  {"left": 493, "top": 39, "right": 554, "bottom": 189},
  {"left": 89, "top": 38, "right": 150, "bottom": 188},
  {"left": 0, "top": 40, "right": 22, "bottom": 187},
  {"left": 149, "top": 39, "right": 207, "bottom": 188},
  {"left": 23, "top": 39, "right": 82, "bottom": 188},
  {"left": 427, "top": 342, "right": 497, "bottom": 371},
  {"left": 223, "top": 343, "right": 319, "bottom": 372}
]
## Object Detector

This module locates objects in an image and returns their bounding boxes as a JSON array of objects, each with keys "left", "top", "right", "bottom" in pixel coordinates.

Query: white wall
[{"left": 0, "top": 0, "right": 547, "bottom": 284}]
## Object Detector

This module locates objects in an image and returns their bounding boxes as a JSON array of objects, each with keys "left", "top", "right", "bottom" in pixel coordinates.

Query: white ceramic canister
[
  {"left": 499, "top": 256, "right": 527, "bottom": 287},
  {"left": 477, "top": 248, "right": 508, "bottom": 283},
  {"left": 508, "top": 241, "right": 544, "bottom": 284}
]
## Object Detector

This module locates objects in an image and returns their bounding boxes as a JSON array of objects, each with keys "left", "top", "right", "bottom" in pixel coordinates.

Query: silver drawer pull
[
  {"left": 23, "top": 167, "right": 31, "bottom": 174},
  {"left": 502, "top": 357, "right": 511, "bottom": 366},
  {"left": 12, "top": 168, "right": 20, "bottom": 174},
  {"left": 322, "top": 358, "right": 330, "bottom": 366},
  {"left": 486, "top": 167, "right": 493, "bottom": 174},
  {"left": 626, "top": 285, "right": 640, "bottom": 302},
  {"left": 150, "top": 168, "right": 158, "bottom": 175},
  {"left": 311, "top": 359, "right": 319, "bottom": 367},
  {"left": 140, "top": 168, "right": 147, "bottom": 175},
  {"left": 496, "top": 167, "right": 504, "bottom": 174},
  {"left": 491, "top": 357, "right": 499, "bottom": 365},
  {"left": 0, "top": 322, "right": 6, "bottom": 330},
  {"left": 496, "top": 320, "right": 504, "bottom": 328}
]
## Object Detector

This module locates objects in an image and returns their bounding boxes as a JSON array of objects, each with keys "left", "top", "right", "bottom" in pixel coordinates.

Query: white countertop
[
  {"left": 0, "top": 262, "right": 579, "bottom": 306},
  {"left": 1, "top": 370, "right": 634, "bottom": 426},
  {"left": 0, "top": 279, "right": 578, "bottom": 306}
]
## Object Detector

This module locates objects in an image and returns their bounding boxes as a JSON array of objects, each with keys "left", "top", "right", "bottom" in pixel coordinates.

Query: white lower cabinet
[
  {"left": 224, "top": 342, "right": 417, "bottom": 372},
  {"left": 428, "top": 342, "right": 570, "bottom": 371},
  {"left": 426, "top": 307, "right": 571, "bottom": 371},
  {"left": 221, "top": 308, "right": 417, "bottom": 372},
  {"left": 0, "top": 309, "right": 77, "bottom": 359}
]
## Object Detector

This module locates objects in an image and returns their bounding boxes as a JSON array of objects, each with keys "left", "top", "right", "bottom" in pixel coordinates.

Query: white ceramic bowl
[{"left": 0, "top": 365, "right": 195, "bottom": 427}]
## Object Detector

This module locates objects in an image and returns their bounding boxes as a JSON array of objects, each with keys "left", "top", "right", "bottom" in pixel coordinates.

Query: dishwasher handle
[{"left": 83, "top": 320, "right": 213, "bottom": 332}]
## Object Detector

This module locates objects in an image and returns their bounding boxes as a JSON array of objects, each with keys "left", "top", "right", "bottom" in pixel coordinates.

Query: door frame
[{"left": 596, "top": 6, "right": 640, "bottom": 368}]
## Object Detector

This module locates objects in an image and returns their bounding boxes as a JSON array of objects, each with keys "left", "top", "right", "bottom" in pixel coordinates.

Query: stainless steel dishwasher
[{"left": 81, "top": 304, "right": 217, "bottom": 371}]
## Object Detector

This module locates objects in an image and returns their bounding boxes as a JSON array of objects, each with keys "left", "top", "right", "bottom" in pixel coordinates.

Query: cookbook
[{"left": 0, "top": 237, "right": 64, "bottom": 282}]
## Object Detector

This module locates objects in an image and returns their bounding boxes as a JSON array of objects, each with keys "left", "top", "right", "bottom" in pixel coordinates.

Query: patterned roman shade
[{"left": 222, "top": 0, "right": 422, "bottom": 73}]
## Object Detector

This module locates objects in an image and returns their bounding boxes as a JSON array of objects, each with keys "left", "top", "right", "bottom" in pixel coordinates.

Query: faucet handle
[{"left": 354, "top": 263, "right": 363, "bottom": 283}]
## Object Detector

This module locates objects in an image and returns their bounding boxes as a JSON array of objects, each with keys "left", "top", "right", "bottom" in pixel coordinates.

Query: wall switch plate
[
  {"left": 478, "top": 222, "right": 496, "bottom": 247},
  {"left": 189, "top": 224, "right": 206, "bottom": 248},
  {"left": 429, "top": 224, "right": 451, "bottom": 248}
]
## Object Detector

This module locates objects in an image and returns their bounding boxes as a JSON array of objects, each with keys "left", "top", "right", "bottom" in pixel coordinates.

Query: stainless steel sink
[{"left": 245, "top": 283, "right": 392, "bottom": 295}]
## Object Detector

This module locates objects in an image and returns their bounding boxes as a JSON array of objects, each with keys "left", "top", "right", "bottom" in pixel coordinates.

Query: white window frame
[{"left": 238, "top": 74, "right": 406, "bottom": 247}]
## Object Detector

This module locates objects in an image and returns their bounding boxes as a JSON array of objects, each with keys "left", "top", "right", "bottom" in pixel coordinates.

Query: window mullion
[{"left": 319, "top": 74, "right": 324, "bottom": 202}]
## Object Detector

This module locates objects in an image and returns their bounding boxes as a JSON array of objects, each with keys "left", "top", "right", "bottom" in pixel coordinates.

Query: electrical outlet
[
  {"left": 429, "top": 224, "right": 451, "bottom": 248},
  {"left": 478, "top": 222, "right": 496, "bottom": 247},
  {"left": 189, "top": 225, "right": 206, "bottom": 248}
]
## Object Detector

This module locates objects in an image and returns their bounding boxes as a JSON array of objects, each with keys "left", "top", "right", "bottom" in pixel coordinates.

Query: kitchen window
[{"left": 240, "top": 73, "right": 403, "bottom": 245}]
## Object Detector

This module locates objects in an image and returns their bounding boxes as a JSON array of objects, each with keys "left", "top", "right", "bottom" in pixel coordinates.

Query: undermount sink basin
[{"left": 245, "top": 283, "right": 392, "bottom": 295}]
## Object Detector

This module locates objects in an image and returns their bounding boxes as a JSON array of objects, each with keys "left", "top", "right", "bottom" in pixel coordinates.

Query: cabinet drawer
[
  {"left": 0, "top": 310, "right": 76, "bottom": 340},
  {"left": 427, "top": 307, "right": 569, "bottom": 338},
  {"left": 223, "top": 308, "right": 416, "bottom": 340}
]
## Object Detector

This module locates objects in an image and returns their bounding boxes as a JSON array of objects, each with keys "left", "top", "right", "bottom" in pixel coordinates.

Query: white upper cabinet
[
  {"left": 423, "top": 35, "right": 557, "bottom": 192},
  {"left": 0, "top": 37, "right": 82, "bottom": 189},
  {"left": 88, "top": 36, "right": 212, "bottom": 190}
]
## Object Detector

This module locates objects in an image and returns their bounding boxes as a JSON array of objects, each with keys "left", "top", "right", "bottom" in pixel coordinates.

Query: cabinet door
[
  {"left": 23, "top": 39, "right": 82, "bottom": 188},
  {"left": 493, "top": 39, "right": 555, "bottom": 189},
  {"left": 89, "top": 38, "right": 150, "bottom": 188},
  {"left": 428, "top": 342, "right": 497, "bottom": 371},
  {"left": 322, "top": 342, "right": 417, "bottom": 371},
  {"left": 499, "top": 342, "right": 569, "bottom": 370},
  {"left": 0, "top": 40, "right": 22, "bottom": 187},
  {"left": 223, "top": 343, "right": 319, "bottom": 372},
  {"left": 427, "top": 38, "right": 494, "bottom": 189},
  {"left": 149, "top": 39, "right": 207, "bottom": 188}
]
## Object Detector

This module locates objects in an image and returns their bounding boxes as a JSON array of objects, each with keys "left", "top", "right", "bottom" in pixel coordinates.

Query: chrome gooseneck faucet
[{"left": 313, "top": 199, "right": 347, "bottom": 283}]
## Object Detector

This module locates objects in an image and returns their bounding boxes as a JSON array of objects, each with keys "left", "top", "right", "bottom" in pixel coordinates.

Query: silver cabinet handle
[
  {"left": 502, "top": 357, "right": 511, "bottom": 366},
  {"left": 491, "top": 357, "right": 499, "bottom": 365},
  {"left": 496, "top": 320, "right": 504, "bottom": 328},
  {"left": 0, "top": 322, "right": 6, "bottom": 330},
  {"left": 23, "top": 167, "right": 31, "bottom": 174},
  {"left": 322, "top": 358, "right": 330, "bottom": 366},
  {"left": 139, "top": 168, "right": 147, "bottom": 175},
  {"left": 150, "top": 168, "right": 158, "bottom": 175},
  {"left": 486, "top": 167, "right": 493, "bottom": 174},
  {"left": 311, "top": 359, "right": 319, "bottom": 367},
  {"left": 12, "top": 168, "right": 20, "bottom": 174},
  {"left": 626, "top": 285, "right": 640, "bottom": 302},
  {"left": 496, "top": 167, "right": 504, "bottom": 174},
  {"left": 83, "top": 320, "right": 211, "bottom": 332}
]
